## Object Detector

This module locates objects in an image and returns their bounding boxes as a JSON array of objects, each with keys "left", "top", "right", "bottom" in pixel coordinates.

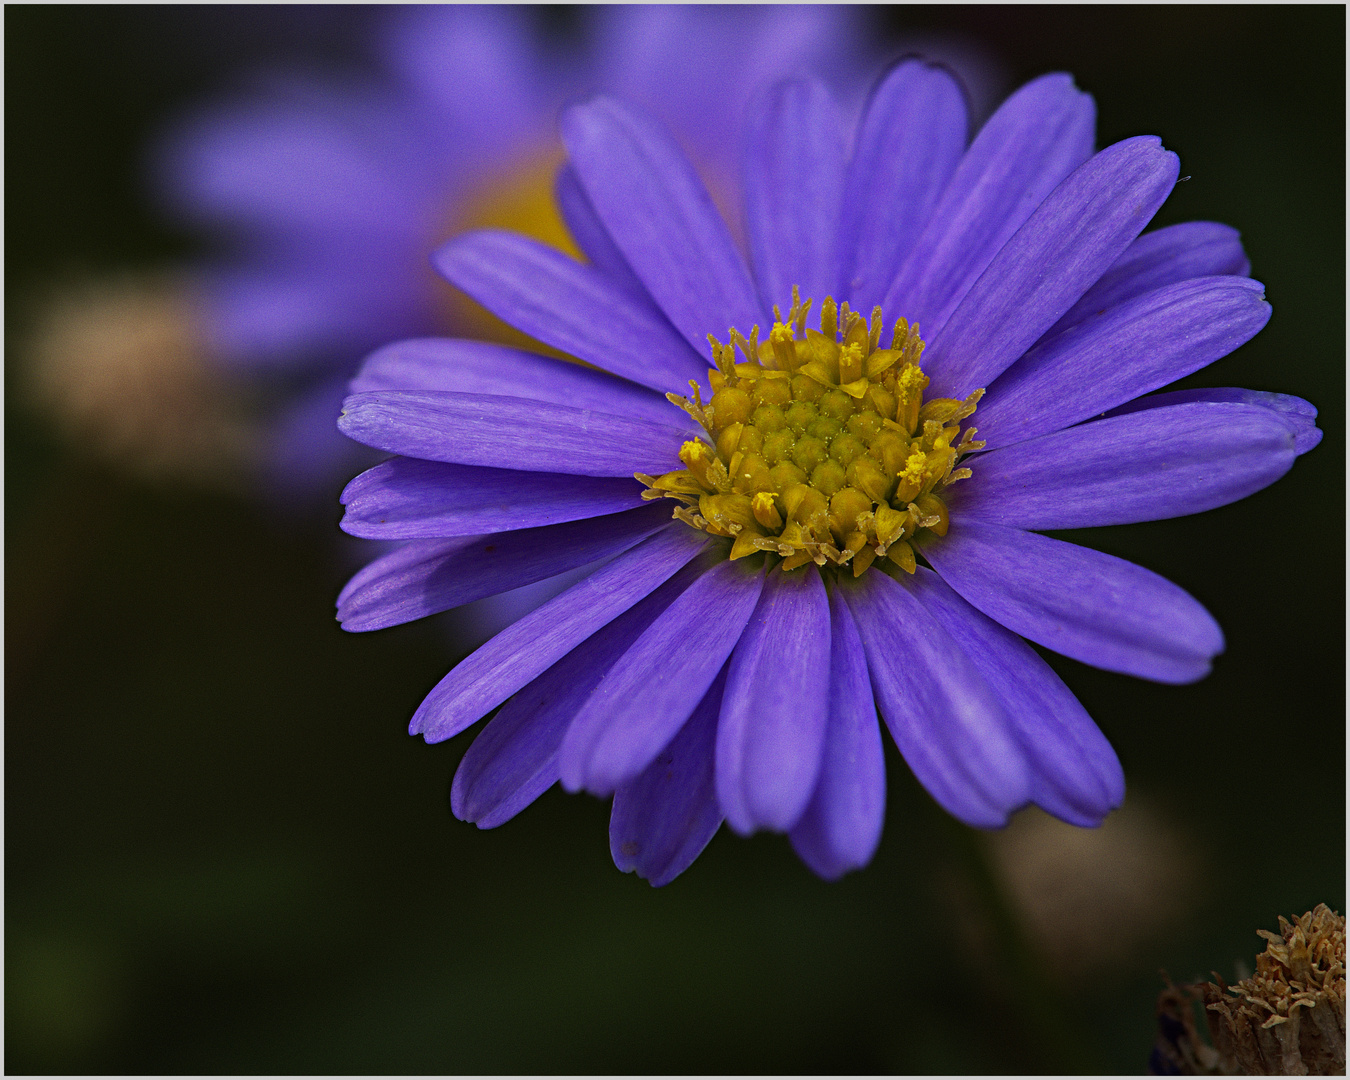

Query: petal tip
[
  {"left": 1297, "top": 425, "right": 1325, "bottom": 455},
  {"left": 448, "top": 772, "right": 470, "bottom": 822}
]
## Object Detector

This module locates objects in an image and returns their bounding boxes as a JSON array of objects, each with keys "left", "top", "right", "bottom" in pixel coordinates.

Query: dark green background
[{"left": 7, "top": 5, "right": 1344, "bottom": 1073}]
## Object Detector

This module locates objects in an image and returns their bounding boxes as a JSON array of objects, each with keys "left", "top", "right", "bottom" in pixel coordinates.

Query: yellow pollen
[{"left": 643, "top": 286, "right": 985, "bottom": 574}]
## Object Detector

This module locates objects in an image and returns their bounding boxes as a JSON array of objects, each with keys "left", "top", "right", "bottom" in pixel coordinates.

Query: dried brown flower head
[
  {"left": 1151, "top": 905, "right": 1345, "bottom": 1075},
  {"left": 1204, "top": 904, "right": 1346, "bottom": 1075}
]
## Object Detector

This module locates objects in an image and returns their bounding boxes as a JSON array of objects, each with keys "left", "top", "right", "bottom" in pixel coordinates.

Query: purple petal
[
  {"left": 743, "top": 77, "right": 847, "bottom": 312},
  {"left": 560, "top": 96, "right": 766, "bottom": 352},
  {"left": 337, "top": 536, "right": 474, "bottom": 632},
  {"left": 351, "top": 337, "right": 679, "bottom": 428},
  {"left": 338, "top": 390, "right": 693, "bottom": 477},
  {"left": 716, "top": 564, "right": 832, "bottom": 835},
  {"left": 156, "top": 84, "right": 429, "bottom": 240},
  {"left": 339, "top": 458, "right": 646, "bottom": 540},
  {"left": 590, "top": 5, "right": 868, "bottom": 179},
  {"left": 337, "top": 503, "right": 672, "bottom": 634},
  {"left": 560, "top": 556, "right": 767, "bottom": 795},
  {"left": 434, "top": 230, "right": 708, "bottom": 394},
  {"left": 451, "top": 555, "right": 708, "bottom": 829},
  {"left": 451, "top": 698, "right": 566, "bottom": 832},
  {"left": 1104, "top": 387, "right": 1323, "bottom": 456},
  {"left": 451, "top": 564, "right": 598, "bottom": 654},
  {"left": 954, "top": 400, "right": 1301, "bottom": 530},
  {"left": 838, "top": 570, "right": 1031, "bottom": 828},
  {"left": 834, "top": 60, "right": 968, "bottom": 312},
  {"left": 198, "top": 258, "right": 427, "bottom": 369},
  {"left": 610, "top": 666, "right": 728, "bottom": 887},
  {"left": 901, "top": 568, "right": 1123, "bottom": 826},
  {"left": 788, "top": 587, "right": 885, "bottom": 880},
  {"left": 925, "top": 136, "right": 1180, "bottom": 400},
  {"left": 920, "top": 517, "right": 1224, "bottom": 685},
  {"left": 410, "top": 524, "right": 713, "bottom": 741},
  {"left": 378, "top": 6, "right": 543, "bottom": 151},
  {"left": 553, "top": 164, "right": 651, "bottom": 301},
  {"left": 975, "top": 276, "right": 1272, "bottom": 450},
  {"left": 1045, "top": 220, "right": 1251, "bottom": 339},
  {"left": 265, "top": 375, "right": 376, "bottom": 498},
  {"left": 883, "top": 72, "right": 1094, "bottom": 338}
]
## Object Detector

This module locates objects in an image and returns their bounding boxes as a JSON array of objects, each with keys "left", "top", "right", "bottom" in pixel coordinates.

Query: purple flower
[
  {"left": 154, "top": 6, "right": 892, "bottom": 494},
  {"left": 336, "top": 63, "right": 1321, "bottom": 885}
]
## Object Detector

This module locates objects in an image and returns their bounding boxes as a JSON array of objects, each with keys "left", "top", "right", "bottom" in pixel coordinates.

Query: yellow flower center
[{"left": 640, "top": 289, "right": 985, "bottom": 576}]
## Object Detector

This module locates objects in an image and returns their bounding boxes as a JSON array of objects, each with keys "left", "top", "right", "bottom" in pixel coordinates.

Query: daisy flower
[{"left": 336, "top": 62, "right": 1321, "bottom": 885}]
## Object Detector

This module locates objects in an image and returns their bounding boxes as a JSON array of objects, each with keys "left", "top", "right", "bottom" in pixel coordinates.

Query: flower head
[{"left": 337, "top": 62, "right": 1321, "bottom": 885}]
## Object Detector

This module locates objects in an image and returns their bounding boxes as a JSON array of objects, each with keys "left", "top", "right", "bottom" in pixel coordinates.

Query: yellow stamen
[
  {"left": 751, "top": 491, "right": 784, "bottom": 531},
  {"left": 641, "top": 289, "right": 982, "bottom": 574}
]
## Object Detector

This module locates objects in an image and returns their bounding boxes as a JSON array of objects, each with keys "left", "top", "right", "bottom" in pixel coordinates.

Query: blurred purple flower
[
  {"left": 155, "top": 5, "right": 904, "bottom": 495},
  {"left": 334, "top": 62, "right": 1320, "bottom": 885}
]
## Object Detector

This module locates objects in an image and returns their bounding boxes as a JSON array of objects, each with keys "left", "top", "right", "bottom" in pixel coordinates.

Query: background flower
[
  {"left": 7, "top": 7, "right": 1342, "bottom": 1075},
  {"left": 149, "top": 5, "right": 953, "bottom": 497}
]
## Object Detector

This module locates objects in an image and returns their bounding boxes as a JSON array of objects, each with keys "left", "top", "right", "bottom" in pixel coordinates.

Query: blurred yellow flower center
[
  {"left": 436, "top": 148, "right": 579, "bottom": 354},
  {"left": 640, "top": 289, "right": 985, "bottom": 576}
]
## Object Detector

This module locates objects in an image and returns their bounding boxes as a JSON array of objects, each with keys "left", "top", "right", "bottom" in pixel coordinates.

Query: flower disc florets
[{"left": 641, "top": 287, "right": 985, "bottom": 576}]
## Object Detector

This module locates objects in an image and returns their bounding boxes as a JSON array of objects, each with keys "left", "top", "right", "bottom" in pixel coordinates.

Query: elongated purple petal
[
  {"left": 884, "top": 72, "right": 1094, "bottom": 338},
  {"left": 1104, "top": 387, "right": 1323, "bottom": 455},
  {"left": 411, "top": 524, "right": 713, "bottom": 741},
  {"left": 560, "top": 556, "right": 767, "bottom": 795},
  {"left": 339, "top": 458, "right": 646, "bottom": 539},
  {"left": 901, "top": 568, "right": 1123, "bottom": 826},
  {"left": 451, "top": 704, "right": 563, "bottom": 832},
  {"left": 839, "top": 570, "right": 1031, "bottom": 828},
  {"left": 560, "top": 96, "right": 766, "bottom": 352},
  {"left": 338, "top": 390, "right": 693, "bottom": 477},
  {"left": 554, "top": 164, "right": 651, "bottom": 301},
  {"left": 743, "top": 78, "right": 847, "bottom": 313},
  {"left": 451, "top": 555, "right": 707, "bottom": 829},
  {"left": 434, "top": 230, "right": 707, "bottom": 394},
  {"left": 716, "top": 564, "right": 831, "bottom": 835},
  {"left": 338, "top": 503, "right": 671, "bottom": 634},
  {"left": 925, "top": 136, "right": 1180, "bottom": 400},
  {"left": 1045, "top": 220, "right": 1250, "bottom": 338},
  {"left": 975, "top": 276, "right": 1271, "bottom": 450},
  {"left": 199, "top": 257, "right": 427, "bottom": 368},
  {"left": 788, "top": 587, "right": 885, "bottom": 879},
  {"left": 589, "top": 4, "right": 868, "bottom": 177},
  {"left": 157, "top": 85, "right": 427, "bottom": 239},
  {"left": 338, "top": 536, "right": 475, "bottom": 631},
  {"left": 452, "top": 564, "right": 598, "bottom": 655},
  {"left": 920, "top": 517, "right": 1224, "bottom": 684},
  {"left": 267, "top": 376, "right": 374, "bottom": 494},
  {"left": 610, "top": 666, "right": 727, "bottom": 887},
  {"left": 350, "top": 337, "right": 679, "bottom": 428},
  {"left": 835, "top": 60, "right": 968, "bottom": 312},
  {"left": 953, "top": 400, "right": 1301, "bottom": 530},
  {"left": 379, "top": 6, "right": 541, "bottom": 149}
]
